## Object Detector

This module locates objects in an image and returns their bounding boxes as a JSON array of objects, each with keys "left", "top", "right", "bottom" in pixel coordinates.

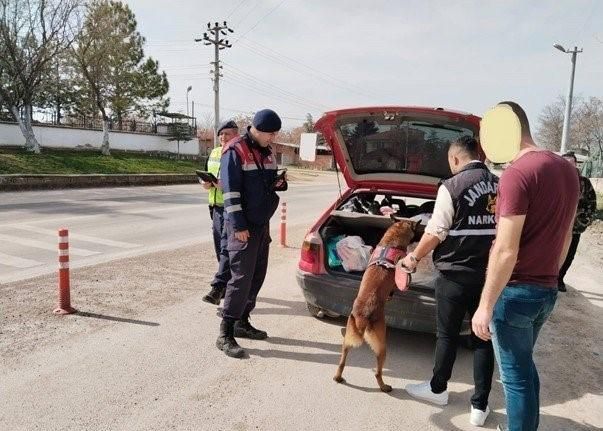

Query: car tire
[
  {"left": 306, "top": 302, "right": 339, "bottom": 319},
  {"left": 307, "top": 302, "right": 324, "bottom": 318}
]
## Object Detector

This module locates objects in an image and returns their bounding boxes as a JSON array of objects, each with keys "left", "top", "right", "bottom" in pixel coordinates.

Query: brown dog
[{"left": 333, "top": 219, "right": 417, "bottom": 392}]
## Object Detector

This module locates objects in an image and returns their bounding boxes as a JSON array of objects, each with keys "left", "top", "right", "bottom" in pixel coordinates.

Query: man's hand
[
  {"left": 235, "top": 230, "right": 250, "bottom": 242},
  {"left": 400, "top": 255, "right": 417, "bottom": 272},
  {"left": 472, "top": 305, "right": 493, "bottom": 341},
  {"left": 201, "top": 181, "right": 212, "bottom": 190}
]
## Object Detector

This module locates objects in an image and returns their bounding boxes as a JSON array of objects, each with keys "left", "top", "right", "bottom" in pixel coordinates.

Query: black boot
[
  {"left": 203, "top": 286, "right": 225, "bottom": 305},
  {"left": 234, "top": 314, "right": 268, "bottom": 340},
  {"left": 216, "top": 318, "right": 245, "bottom": 358}
]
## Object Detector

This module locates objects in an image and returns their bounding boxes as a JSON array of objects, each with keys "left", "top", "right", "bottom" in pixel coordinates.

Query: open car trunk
[{"left": 318, "top": 191, "right": 437, "bottom": 290}]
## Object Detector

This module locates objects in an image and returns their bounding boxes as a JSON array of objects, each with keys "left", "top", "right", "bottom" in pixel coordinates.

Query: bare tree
[
  {"left": 0, "top": 0, "right": 81, "bottom": 153},
  {"left": 535, "top": 95, "right": 603, "bottom": 155},
  {"left": 574, "top": 97, "right": 603, "bottom": 158},
  {"left": 197, "top": 112, "right": 214, "bottom": 131},
  {"left": 536, "top": 96, "right": 568, "bottom": 151}
]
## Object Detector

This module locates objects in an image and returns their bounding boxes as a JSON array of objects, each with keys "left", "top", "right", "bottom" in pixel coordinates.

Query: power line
[
  {"left": 232, "top": 0, "right": 259, "bottom": 28},
  {"left": 222, "top": 61, "right": 329, "bottom": 110},
  {"left": 222, "top": 75, "right": 321, "bottom": 114},
  {"left": 225, "top": 0, "right": 246, "bottom": 19},
  {"left": 182, "top": 101, "right": 306, "bottom": 121},
  {"left": 234, "top": 0, "right": 287, "bottom": 43},
  {"left": 237, "top": 38, "right": 373, "bottom": 99},
  {"left": 221, "top": 71, "right": 326, "bottom": 111}
]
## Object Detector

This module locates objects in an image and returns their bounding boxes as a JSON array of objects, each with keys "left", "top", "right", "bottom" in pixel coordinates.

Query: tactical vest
[
  {"left": 433, "top": 162, "right": 499, "bottom": 283},
  {"left": 207, "top": 146, "right": 223, "bottom": 206}
]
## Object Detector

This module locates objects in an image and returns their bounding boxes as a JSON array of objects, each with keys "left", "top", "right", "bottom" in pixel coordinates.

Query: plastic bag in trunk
[{"left": 336, "top": 236, "right": 373, "bottom": 272}]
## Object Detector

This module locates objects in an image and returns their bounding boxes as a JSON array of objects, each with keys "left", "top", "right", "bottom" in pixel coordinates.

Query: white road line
[
  {"left": 11, "top": 225, "right": 140, "bottom": 249},
  {"left": 0, "top": 252, "right": 42, "bottom": 268},
  {"left": 0, "top": 234, "right": 100, "bottom": 257},
  {"left": 0, "top": 204, "right": 202, "bottom": 228}
]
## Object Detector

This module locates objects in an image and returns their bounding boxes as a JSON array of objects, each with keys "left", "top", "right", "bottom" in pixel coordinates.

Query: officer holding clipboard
[{"left": 200, "top": 120, "right": 239, "bottom": 305}]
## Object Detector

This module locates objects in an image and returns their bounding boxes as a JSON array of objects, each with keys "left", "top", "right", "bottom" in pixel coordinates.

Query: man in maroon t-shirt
[{"left": 472, "top": 102, "right": 579, "bottom": 431}]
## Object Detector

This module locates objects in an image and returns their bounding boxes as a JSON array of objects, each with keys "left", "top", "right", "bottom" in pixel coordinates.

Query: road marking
[
  {"left": 11, "top": 225, "right": 140, "bottom": 249},
  {"left": 0, "top": 252, "right": 42, "bottom": 268},
  {"left": 0, "top": 233, "right": 100, "bottom": 256},
  {"left": 0, "top": 203, "right": 203, "bottom": 228}
]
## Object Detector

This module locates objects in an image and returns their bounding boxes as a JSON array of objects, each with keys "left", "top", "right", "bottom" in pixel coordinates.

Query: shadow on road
[{"left": 75, "top": 311, "right": 160, "bottom": 327}]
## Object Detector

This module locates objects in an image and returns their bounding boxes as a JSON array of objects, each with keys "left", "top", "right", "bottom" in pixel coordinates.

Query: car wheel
[{"left": 306, "top": 302, "right": 339, "bottom": 319}]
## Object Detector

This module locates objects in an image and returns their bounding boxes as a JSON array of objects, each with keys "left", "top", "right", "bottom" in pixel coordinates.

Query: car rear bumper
[{"left": 296, "top": 269, "right": 442, "bottom": 333}]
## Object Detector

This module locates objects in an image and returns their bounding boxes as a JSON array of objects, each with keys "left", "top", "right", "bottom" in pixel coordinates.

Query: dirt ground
[{"left": 1, "top": 220, "right": 601, "bottom": 430}]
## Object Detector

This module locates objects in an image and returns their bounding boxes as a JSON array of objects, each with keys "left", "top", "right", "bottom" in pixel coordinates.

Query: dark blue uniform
[{"left": 220, "top": 129, "right": 280, "bottom": 320}]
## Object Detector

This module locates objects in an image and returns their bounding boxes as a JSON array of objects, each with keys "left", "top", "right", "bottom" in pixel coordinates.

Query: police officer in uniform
[
  {"left": 402, "top": 136, "right": 498, "bottom": 427},
  {"left": 216, "top": 109, "right": 287, "bottom": 358},
  {"left": 202, "top": 120, "right": 239, "bottom": 305}
]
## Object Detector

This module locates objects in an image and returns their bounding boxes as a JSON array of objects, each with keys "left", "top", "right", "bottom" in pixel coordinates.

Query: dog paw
[
  {"left": 333, "top": 376, "right": 345, "bottom": 384},
  {"left": 380, "top": 384, "right": 393, "bottom": 393}
]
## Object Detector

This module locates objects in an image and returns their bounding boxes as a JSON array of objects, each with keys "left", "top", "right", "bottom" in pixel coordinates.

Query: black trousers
[
  {"left": 558, "top": 233, "right": 581, "bottom": 283},
  {"left": 430, "top": 273, "right": 494, "bottom": 411},
  {"left": 210, "top": 207, "right": 231, "bottom": 290},
  {"left": 222, "top": 221, "right": 270, "bottom": 321}
]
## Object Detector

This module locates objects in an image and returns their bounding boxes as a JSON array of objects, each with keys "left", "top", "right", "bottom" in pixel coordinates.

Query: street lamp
[
  {"left": 186, "top": 85, "right": 193, "bottom": 122},
  {"left": 554, "top": 43, "right": 583, "bottom": 154}
]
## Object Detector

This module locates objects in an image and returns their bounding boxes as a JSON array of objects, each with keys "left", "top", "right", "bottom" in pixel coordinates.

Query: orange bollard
[
  {"left": 53, "top": 228, "right": 76, "bottom": 315},
  {"left": 279, "top": 201, "right": 287, "bottom": 248}
]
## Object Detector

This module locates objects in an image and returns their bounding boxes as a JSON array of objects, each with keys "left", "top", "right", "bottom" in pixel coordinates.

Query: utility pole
[
  {"left": 554, "top": 44, "right": 583, "bottom": 154},
  {"left": 195, "top": 21, "right": 233, "bottom": 146}
]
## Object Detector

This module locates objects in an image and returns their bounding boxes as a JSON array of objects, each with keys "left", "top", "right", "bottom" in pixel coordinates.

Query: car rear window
[{"left": 337, "top": 116, "right": 476, "bottom": 178}]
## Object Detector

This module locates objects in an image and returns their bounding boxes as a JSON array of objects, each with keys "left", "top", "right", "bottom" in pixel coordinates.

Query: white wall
[{"left": 0, "top": 122, "right": 199, "bottom": 155}]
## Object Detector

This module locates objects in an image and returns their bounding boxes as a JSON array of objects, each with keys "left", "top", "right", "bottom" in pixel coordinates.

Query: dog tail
[{"left": 345, "top": 314, "right": 367, "bottom": 348}]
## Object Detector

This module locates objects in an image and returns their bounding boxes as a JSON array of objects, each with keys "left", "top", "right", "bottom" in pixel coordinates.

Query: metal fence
[{"left": 1, "top": 108, "right": 197, "bottom": 137}]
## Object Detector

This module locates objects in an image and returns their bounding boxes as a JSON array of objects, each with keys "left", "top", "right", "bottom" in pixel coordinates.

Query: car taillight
[{"left": 299, "top": 232, "right": 325, "bottom": 274}]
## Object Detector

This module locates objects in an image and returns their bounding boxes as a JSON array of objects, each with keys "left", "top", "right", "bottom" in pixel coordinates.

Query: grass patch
[{"left": 0, "top": 148, "right": 203, "bottom": 175}]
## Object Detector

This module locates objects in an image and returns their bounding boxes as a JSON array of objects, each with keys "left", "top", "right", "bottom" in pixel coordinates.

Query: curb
[{"left": 0, "top": 173, "right": 198, "bottom": 192}]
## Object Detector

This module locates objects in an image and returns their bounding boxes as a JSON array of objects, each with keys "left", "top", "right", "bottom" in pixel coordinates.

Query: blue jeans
[{"left": 491, "top": 285, "right": 557, "bottom": 431}]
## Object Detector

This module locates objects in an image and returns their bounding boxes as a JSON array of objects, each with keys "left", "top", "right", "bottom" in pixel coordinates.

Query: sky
[{"left": 126, "top": 0, "right": 603, "bottom": 131}]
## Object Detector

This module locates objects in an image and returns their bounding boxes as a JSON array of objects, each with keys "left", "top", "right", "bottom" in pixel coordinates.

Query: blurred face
[
  {"left": 218, "top": 127, "right": 238, "bottom": 146},
  {"left": 250, "top": 126, "right": 278, "bottom": 148}
]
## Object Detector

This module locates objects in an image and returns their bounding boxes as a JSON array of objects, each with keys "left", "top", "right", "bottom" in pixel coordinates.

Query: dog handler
[{"left": 402, "top": 136, "right": 498, "bottom": 427}]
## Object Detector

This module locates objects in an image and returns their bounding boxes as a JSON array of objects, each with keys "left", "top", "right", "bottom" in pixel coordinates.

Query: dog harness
[
  {"left": 368, "top": 246, "right": 407, "bottom": 269},
  {"left": 368, "top": 245, "right": 413, "bottom": 293}
]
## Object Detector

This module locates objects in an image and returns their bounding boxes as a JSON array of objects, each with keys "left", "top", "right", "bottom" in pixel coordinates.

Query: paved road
[{"left": 0, "top": 181, "right": 339, "bottom": 283}]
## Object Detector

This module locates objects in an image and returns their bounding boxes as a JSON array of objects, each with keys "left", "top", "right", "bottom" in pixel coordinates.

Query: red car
[{"left": 296, "top": 106, "right": 482, "bottom": 333}]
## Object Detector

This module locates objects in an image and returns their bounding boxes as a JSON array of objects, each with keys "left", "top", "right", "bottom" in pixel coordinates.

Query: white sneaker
[
  {"left": 404, "top": 381, "right": 448, "bottom": 405},
  {"left": 470, "top": 405, "right": 490, "bottom": 426}
]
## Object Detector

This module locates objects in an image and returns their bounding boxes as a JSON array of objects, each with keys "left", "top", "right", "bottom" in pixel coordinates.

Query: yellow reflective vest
[{"left": 207, "top": 146, "right": 223, "bottom": 206}]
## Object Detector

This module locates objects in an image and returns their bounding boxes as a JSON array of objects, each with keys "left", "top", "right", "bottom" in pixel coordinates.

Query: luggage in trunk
[{"left": 319, "top": 209, "right": 436, "bottom": 288}]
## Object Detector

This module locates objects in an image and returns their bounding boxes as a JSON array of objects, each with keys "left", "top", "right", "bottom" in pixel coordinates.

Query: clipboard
[
  {"left": 272, "top": 168, "right": 287, "bottom": 187},
  {"left": 195, "top": 170, "right": 218, "bottom": 183}
]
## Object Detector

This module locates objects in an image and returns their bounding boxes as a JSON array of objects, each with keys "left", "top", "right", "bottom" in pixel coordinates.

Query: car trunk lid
[{"left": 314, "top": 106, "right": 482, "bottom": 195}]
